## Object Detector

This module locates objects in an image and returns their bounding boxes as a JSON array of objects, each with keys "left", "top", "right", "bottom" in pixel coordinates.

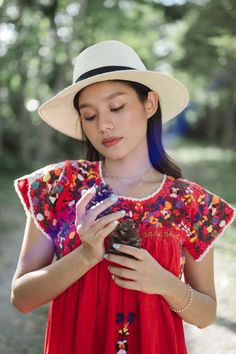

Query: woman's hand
[
  {"left": 75, "top": 187, "right": 125, "bottom": 266},
  {"left": 105, "top": 244, "right": 168, "bottom": 295}
]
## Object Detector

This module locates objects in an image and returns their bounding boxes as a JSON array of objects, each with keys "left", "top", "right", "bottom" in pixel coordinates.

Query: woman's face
[{"left": 78, "top": 81, "right": 157, "bottom": 160}]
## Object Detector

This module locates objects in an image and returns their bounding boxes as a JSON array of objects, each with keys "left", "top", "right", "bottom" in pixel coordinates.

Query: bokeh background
[{"left": 0, "top": 0, "right": 235, "bottom": 353}]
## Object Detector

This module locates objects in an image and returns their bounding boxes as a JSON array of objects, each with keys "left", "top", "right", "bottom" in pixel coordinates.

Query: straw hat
[{"left": 38, "top": 40, "right": 189, "bottom": 139}]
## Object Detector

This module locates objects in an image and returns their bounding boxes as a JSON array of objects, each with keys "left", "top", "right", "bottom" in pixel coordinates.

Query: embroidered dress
[{"left": 14, "top": 160, "right": 235, "bottom": 354}]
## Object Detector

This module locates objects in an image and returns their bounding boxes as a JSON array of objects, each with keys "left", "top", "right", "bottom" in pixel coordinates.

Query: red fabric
[
  {"left": 14, "top": 160, "right": 235, "bottom": 354},
  {"left": 44, "top": 249, "right": 187, "bottom": 354},
  {"left": 16, "top": 178, "right": 30, "bottom": 210}
]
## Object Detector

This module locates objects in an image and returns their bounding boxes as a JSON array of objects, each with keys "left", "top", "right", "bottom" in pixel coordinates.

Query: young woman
[{"left": 12, "top": 40, "right": 235, "bottom": 354}]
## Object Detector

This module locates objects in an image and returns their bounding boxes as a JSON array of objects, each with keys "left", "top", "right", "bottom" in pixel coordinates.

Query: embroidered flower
[
  {"left": 186, "top": 187, "right": 193, "bottom": 194},
  {"left": 181, "top": 194, "right": 194, "bottom": 205},
  {"left": 165, "top": 201, "right": 172, "bottom": 209},
  {"left": 116, "top": 312, "right": 135, "bottom": 354},
  {"left": 219, "top": 220, "right": 226, "bottom": 227},
  {"left": 69, "top": 231, "right": 76, "bottom": 239},
  {"left": 36, "top": 213, "right": 44, "bottom": 221},
  {"left": 197, "top": 194, "right": 205, "bottom": 204},
  {"left": 43, "top": 173, "right": 51, "bottom": 182},
  {"left": 170, "top": 187, "right": 179, "bottom": 198},
  {"left": 212, "top": 195, "right": 220, "bottom": 205},
  {"left": 207, "top": 225, "right": 213, "bottom": 233}
]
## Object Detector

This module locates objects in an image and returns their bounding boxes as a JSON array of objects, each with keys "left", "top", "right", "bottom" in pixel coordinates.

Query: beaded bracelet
[{"left": 170, "top": 284, "right": 193, "bottom": 313}]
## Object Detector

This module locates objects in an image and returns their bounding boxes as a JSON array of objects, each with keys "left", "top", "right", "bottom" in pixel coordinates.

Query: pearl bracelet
[{"left": 170, "top": 284, "right": 193, "bottom": 313}]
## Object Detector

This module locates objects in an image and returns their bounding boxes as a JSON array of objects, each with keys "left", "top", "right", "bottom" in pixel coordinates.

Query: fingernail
[
  {"left": 118, "top": 210, "right": 126, "bottom": 216},
  {"left": 90, "top": 185, "right": 96, "bottom": 192},
  {"left": 111, "top": 194, "right": 118, "bottom": 202},
  {"left": 112, "top": 243, "right": 120, "bottom": 250},
  {"left": 104, "top": 253, "right": 108, "bottom": 259},
  {"left": 112, "top": 275, "right": 115, "bottom": 280}
]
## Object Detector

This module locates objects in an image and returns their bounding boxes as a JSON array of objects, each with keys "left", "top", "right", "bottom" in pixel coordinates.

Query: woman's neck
[{"left": 103, "top": 139, "right": 152, "bottom": 178}]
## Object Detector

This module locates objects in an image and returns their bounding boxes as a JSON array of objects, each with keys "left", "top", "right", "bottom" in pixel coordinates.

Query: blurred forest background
[
  {"left": 1, "top": 0, "right": 236, "bottom": 171},
  {"left": 0, "top": 0, "right": 236, "bottom": 353}
]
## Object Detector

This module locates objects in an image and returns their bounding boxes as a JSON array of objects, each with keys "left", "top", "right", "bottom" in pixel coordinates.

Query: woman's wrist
[
  {"left": 169, "top": 284, "right": 193, "bottom": 313},
  {"left": 76, "top": 244, "right": 99, "bottom": 268},
  {"left": 158, "top": 268, "right": 192, "bottom": 310},
  {"left": 158, "top": 267, "right": 179, "bottom": 297}
]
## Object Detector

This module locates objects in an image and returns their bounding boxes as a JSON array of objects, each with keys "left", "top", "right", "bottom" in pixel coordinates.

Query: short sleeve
[
  {"left": 14, "top": 161, "right": 67, "bottom": 241},
  {"left": 183, "top": 183, "right": 235, "bottom": 261}
]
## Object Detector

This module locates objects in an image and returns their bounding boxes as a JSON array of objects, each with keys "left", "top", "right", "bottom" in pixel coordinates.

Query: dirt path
[{"left": 0, "top": 187, "right": 235, "bottom": 353}]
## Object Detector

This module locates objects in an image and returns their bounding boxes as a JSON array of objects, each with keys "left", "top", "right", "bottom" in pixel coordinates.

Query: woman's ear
[{"left": 144, "top": 91, "right": 158, "bottom": 119}]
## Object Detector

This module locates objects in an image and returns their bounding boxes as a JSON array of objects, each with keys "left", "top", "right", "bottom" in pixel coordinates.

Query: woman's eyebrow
[{"left": 78, "top": 91, "right": 127, "bottom": 110}]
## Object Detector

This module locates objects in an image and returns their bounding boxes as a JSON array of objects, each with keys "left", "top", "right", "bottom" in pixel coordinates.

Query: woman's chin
[{"left": 98, "top": 147, "right": 127, "bottom": 161}]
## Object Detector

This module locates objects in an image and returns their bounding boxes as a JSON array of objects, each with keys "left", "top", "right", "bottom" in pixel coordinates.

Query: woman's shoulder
[
  {"left": 164, "top": 175, "right": 235, "bottom": 261},
  {"left": 166, "top": 174, "right": 235, "bottom": 225},
  {"left": 15, "top": 159, "right": 99, "bottom": 184},
  {"left": 165, "top": 175, "right": 235, "bottom": 213},
  {"left": 165, "top": 175, "right": 208, "bottom": 197},
  {"left": 14, "top": 159, "right": 99, "bottom": 209},
  {"left": 13, "top": 159, "right": 100, "bottom": 241}
]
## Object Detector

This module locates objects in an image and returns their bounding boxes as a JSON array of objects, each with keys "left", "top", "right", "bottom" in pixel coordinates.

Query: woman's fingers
[
  {"left": 106, "top": 245, "right": 146, "bottom": 261},
  {"left": 91, "top": 210, "right": 125, "bottom": 234},
  {"left": 108, "top": 265, "right": 136, "bottom": 281},
  {"left": 76, "top": 192, "right": 119, "bottom": 232},
  {"left": 75, "top": 186, "right": 97, "bottom": 221},
  {"left": 85, "top": 194, "right": 118, "bottom": 221},
  {"left": 78, "top": 209, "right": 124, "bottom": 243},
  {"left": 94, "top": 219, "right": 119, "bottom": 242},
  {"left": 75, "top": 186, "right": 124, "bottom": 263},
  {"left": 104, "top": 252, "right": 137, "bottom": 268}
]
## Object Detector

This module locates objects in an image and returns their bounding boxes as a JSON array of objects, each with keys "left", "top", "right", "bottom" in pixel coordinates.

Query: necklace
[
  {"left": 102, "top": 164, "right": 152, "bottom": 180},
  {"left": 102, "top": 162, "right": 153, "bottom": 198}
]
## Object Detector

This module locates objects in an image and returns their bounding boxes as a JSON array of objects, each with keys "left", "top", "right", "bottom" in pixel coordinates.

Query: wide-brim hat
[{"left": 38, "top": 40, "right": 189, "bottom": 139}]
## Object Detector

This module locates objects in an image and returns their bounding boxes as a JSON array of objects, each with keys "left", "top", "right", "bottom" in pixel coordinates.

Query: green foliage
[
  {"left": 0, "top": 0, "right": 236, "bottom": 172},
  {"left": 171, "top": 0, "right": 236, "bottom": 147}
]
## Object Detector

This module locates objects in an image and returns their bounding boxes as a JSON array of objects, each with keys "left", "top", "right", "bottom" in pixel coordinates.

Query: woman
[{"left": 12, "top": 40, "right": 235, "bottom": 354}]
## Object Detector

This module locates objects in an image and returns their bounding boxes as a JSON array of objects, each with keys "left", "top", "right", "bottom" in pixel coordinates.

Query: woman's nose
[{"left": 98, "top": 111, "right": 115, "bottom": 132}]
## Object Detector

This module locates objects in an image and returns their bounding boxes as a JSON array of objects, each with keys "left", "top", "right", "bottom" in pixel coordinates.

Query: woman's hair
[{"left": 73, "top": 80, "right": 182, "bottom": 178}]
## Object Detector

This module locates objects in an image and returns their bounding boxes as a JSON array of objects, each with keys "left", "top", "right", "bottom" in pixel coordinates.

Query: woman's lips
[{"left": 102, "top": 137, "right": 123, "bottom": 147}]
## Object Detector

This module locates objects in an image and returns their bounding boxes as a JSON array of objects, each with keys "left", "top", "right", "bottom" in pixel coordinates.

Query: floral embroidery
[
  {"left": 116, "top": 312, "right": 135, "bottom": 353},
  {"left": 14, "top": 160, "right": 235, "bottom": 262}
]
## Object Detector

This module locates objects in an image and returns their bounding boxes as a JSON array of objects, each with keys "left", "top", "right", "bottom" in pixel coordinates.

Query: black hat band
[{"left": 75, "top": 65, "right": 136, "bottom": 82}]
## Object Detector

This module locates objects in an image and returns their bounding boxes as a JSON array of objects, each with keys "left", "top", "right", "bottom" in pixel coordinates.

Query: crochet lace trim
[{"left": 98, "top": 160, "right": 167, "bottom": 202}]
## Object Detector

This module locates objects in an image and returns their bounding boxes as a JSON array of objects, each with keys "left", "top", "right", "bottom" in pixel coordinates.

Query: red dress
[{"left": 15, "top": 160, "right": 235, "bottom": 354}]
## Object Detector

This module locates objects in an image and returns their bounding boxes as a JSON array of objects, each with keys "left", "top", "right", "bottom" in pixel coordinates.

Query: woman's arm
[
  {"left": 11, "top": 214, "right": 95, "bottom": 313},
  {"left": 162, "top": 247, "right": 216, "bottom": 328},
  {"left": 12, "top": 188, "right": 123, "bottom": 313},
  {"left": 106, "top": 244, "right": 216, "bottom": 328}
]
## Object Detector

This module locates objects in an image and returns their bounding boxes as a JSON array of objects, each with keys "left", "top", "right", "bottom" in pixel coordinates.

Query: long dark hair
[{"left": 73, "top": 80, "right": 182, "bottom": 178}]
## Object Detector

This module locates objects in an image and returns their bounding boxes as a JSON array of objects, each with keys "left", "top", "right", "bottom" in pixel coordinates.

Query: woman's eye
[
  {"left": 111, "top": 104, "right": 125, "bottom": 112},
  {"left": 84, "top": 115, "right": 96, "bottom": 121}
]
